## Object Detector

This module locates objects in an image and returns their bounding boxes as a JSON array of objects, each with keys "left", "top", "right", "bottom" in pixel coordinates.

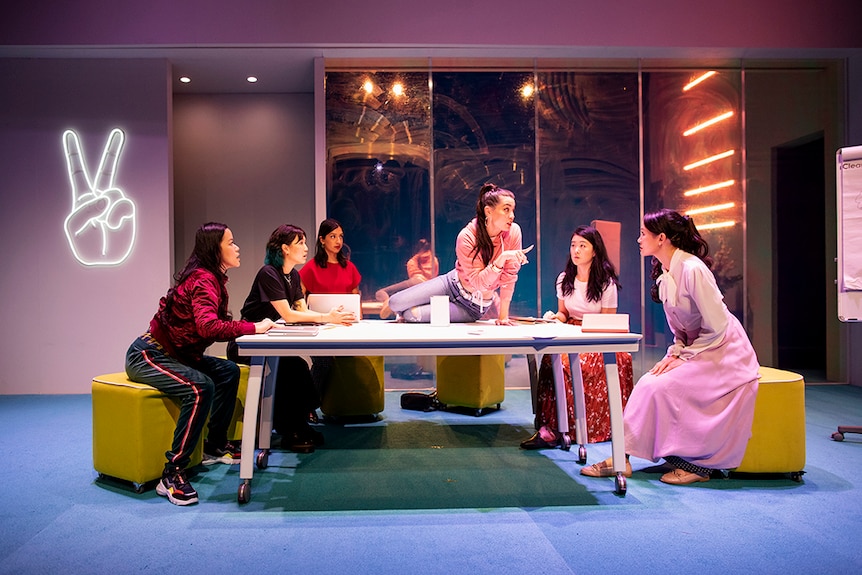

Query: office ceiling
[{"left": 3, "top": 44, "right": 859, "bottom": 95}]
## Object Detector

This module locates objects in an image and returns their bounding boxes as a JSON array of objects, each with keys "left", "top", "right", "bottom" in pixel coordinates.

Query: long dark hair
[
  {"left": 472, "top": 183, "right": 515, "bottom": 266},
  {"left": 312, "top": 218, "right": 349, "bottom": 268},
  {"left": 560, "top": 225, "right": 620, "bottom": 302},
  {"left": 644, "top": 209, "right": 713, "bottom": 303},
  {"left": 165, "top": 221, "right": 231, "bottom": 319},
  {"left": 264, "top": 224, "right": 306, "bottom": 268}
]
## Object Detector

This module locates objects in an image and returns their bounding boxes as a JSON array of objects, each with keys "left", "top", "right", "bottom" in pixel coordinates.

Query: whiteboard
[{"left": 837, "top": 145, "right": 862, "bottom": 321}]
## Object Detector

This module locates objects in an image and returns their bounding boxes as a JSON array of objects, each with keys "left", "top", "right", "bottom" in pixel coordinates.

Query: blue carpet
[{"left": 1, "top": 385, "right": 861, "bottom": 574}]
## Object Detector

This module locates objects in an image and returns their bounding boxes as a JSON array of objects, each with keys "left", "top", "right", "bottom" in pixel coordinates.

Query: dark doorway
[{"left": 773, "top": 134, "right": 826, "bottom": 375}]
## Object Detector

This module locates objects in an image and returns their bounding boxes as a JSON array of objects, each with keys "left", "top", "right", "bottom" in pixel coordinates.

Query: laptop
[{"left": 306, "top": 293, "right": 362, "bottom": 319}]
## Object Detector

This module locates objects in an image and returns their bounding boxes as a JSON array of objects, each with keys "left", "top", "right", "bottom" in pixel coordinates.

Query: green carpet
[{"left": 246, "top": 421, "right": 599, "bottom": 511}]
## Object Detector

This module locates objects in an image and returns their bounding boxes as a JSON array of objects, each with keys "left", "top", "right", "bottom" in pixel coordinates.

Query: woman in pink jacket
[{"left": 387, "top": 183, "right": 532, "bottom": 325}]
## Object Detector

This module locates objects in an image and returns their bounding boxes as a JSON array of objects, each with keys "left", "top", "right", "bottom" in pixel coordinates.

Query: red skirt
[{"left": 535, "top": 352, "right": 634, "bottom": 443}]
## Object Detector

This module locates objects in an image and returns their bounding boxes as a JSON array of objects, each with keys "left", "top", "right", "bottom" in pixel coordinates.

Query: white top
[{"left": 555, "top": 273, "right": 618, "bottom": 321}]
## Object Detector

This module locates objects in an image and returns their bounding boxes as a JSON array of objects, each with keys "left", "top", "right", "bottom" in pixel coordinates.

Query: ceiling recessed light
[
  {"left": 247, "top": 76, "right": 258, "bottom": 83},
  {"left": 179, "top": 76, "right": 191, "bottom": 83}
]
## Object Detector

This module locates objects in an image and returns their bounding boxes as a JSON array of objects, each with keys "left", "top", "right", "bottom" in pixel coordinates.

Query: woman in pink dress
[
  {"left": 520, "top": 225, "right": 634, "bottom": 448},
  {"left": 581, "top": 209, "right": 759, "bottom": 485}
]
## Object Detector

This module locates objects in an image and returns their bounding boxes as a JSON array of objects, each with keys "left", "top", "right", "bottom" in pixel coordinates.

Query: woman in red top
[
  {"left": 125, "top": 222, "right": 275, "bottom": 506},
  {"left": 299, "top": 218, "right": 362, "bottom": 398},
  {"left": 299, "top": 218, "right": 362, "bottom": 295}
]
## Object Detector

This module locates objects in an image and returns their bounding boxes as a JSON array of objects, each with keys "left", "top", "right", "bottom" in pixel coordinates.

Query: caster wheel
[
  {"left": 133, "top": 482, "right": 145, "bottom": 494},
  {"left": 790, "top": 471, "right": 804, "bottom": 482},
  {"left": 831, "top": 431, "right": 845, "bottom": 441},
  {"left": 559, "top": 434, "right": 571, "bottom": 451},
  {"left": 256, "top": 450, "right": 269, "bottom": 470},
  {"left": 615, "top": 473, "right": 627, "bottom": 495},
  {"left": 238, "top": 481, "right": 251, "bottom": 504},
  {"left": 578, "top": 445, "right": 587, "bottom": 464}
]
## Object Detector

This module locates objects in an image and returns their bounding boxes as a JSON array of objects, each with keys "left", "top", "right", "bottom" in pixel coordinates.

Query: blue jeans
[
  {"left": 387, "top": 269, "right": 486, "bottom": 323},
  {"left": 125, "top": 336, "right": 240, "bottom": 471}
]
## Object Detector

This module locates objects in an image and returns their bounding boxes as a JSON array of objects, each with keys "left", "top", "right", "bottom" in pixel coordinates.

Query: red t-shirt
[{"left": 299, "top": 259, "right": 362, "bottom": 294}]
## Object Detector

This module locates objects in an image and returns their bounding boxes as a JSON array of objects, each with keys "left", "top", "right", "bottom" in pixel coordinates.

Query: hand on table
[
  {"left": 255, "top": 319, "right": 277, "bottom": 333},
  {"left": 326, "top": 306, "right": 356, "bottom": 325}
]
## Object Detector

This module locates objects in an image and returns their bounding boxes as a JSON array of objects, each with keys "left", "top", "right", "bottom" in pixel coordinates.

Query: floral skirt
[{"left": 535, "top": 352, "right": 634, "bottom": 443}]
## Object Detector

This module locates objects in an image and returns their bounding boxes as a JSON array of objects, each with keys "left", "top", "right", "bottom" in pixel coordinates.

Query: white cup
[{"left": 430, "top": 295, "right": 451, "bottom": 326}]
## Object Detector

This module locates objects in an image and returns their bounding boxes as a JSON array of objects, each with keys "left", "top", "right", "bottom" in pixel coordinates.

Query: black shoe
[
  {"left": 282, "top": 432, "right": 315, "bottom": 454},
  {"left": 202, "top": 440, "right": 241, "bottom": 465},
  {"left": 302, "top": 425, "right": 325, "bottom": 446},
  {"left": 156, "top": 468, "right": 199, "bottom": 506},
  {"left": 519, "top": 431, "right": 558, "bottom": 450}
]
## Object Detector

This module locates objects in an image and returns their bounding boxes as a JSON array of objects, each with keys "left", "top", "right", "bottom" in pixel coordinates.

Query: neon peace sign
[{"left": 62, "top": 128, "right": 137, "bottom": 266}]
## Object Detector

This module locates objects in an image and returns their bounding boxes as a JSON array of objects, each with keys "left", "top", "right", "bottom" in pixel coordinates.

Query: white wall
[{"left": 0, "top": 59, "right": 173, "bottom": 394}]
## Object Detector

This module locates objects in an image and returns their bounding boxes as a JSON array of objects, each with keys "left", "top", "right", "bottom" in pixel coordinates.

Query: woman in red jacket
[{"left": 125, "top": 222, "right": 275, "bottom": 506}]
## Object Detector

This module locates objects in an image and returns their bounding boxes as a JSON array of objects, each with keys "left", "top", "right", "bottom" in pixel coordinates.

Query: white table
[{"left": 235, "top": 320, "right": 641, "bottom": 502}]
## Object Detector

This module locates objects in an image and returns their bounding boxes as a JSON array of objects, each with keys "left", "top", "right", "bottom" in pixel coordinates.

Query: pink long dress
[{"left": 624, "top": 249, "right": 760, "bottom": 470}]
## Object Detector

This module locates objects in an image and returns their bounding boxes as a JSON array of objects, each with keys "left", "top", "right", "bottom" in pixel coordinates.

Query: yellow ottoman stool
[
  {"left": 436, "top": 355, "right": 506, "bottom": 416},
  {"left": 734, "top": 366, "right": 806, "bottom": 480},
  {"left": 321, "top": 356, "right": 385, "bottom": 418},
  {"left": 227, "top": 363, "right": 249, "bottom": 442},
  {"left": 92, "top": 373, "right": 203, "bottom": 491}
]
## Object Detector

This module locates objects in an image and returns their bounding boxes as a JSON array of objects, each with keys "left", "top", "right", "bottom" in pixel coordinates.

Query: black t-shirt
[{"left": 240, "top": 265, "right": 304, "bottom": 322}]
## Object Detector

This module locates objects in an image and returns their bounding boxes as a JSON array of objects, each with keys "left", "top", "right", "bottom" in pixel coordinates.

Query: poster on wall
[{"left": 837, "top": 144, "right": 862, "bottom": 321}]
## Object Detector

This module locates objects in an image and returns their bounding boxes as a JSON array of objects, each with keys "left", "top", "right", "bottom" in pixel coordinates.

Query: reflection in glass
[
  {"left": 325, "top": 71, "right": 432, "bottom": 298},
  {"left": 643, "top": 69, "right": 743, "bottom": 364},
  {"left": 432, "top": 71, "right": 537, "bottom": 317},
  {"left": 324, "top": 63, "right": 746, "bottom": 378},
  {"left": 536, "top": 71, "right": 640, "bottom": 327}
]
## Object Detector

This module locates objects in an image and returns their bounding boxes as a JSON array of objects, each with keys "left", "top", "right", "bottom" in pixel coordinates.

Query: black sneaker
[
  {"left": 203, "top": 440, "right": 242, "bottom": 465},
  {"left": 156, "top": 468, "right": 199, "bottom": 506}
]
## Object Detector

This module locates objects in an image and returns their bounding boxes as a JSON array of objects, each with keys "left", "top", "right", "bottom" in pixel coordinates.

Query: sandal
[
  {"left": 660, "top": 468, "right": 709, "bottom": 485},
  {"left": 580, "top": 457, "right": 633, "bottom": 478}
]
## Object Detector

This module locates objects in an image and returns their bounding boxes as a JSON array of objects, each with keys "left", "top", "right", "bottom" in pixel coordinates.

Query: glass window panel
[
  {"left": 325, "top": 70, "right": 432, "bottom": 299},
  {"left": 432, "top": 70, "right": 537, "bottom": 317},
  {"left": 643, "top": 69, "right": 743, "bottom": 364},
  {"left": 536, "top": 71, "right": 641, "bottom": 330}
]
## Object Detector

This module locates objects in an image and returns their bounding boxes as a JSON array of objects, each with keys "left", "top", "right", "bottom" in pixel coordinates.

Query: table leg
[
  {"left": 551, "top": 353, "right": 567, "bottom": 437},
  {"left": 257, "top": 357, "right": 278, "bottom": 450},
  {"left": 568, "top": 353, "right": 588, "bottom": 463},
  {"left": 604, "top": 352, "right": 627, "bottom": 495},
  {"left": 238, "top": 358, "right": 263, "bottom": 502},
  {"left": 238, "top": 356, "right": 277, "bottom": 503}
]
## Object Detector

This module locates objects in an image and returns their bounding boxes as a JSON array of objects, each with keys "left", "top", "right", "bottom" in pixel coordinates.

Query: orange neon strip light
[
  {"left": 683, "top": 179, "right": 735, "bottom": 196},
  {"left": 684, "top": 150, "right": 735, "bottom": 171},
  {"left": 686, "top": 202, "right": 735, "bottom": 216},
  {"left": 683, "top": 111, "right": 735, "bottom": 136},
  {"left": 697, "top": 221, "right": 736, "bottom": 230},
  {"left": 683, "top": 71, "right": 716, "bottom": 91}
]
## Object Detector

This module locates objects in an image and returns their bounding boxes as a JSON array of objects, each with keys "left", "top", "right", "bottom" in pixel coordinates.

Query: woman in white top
[
  {"left": 581, "top": 209, "right": 760, "bottom": 485},
  {"left": 521, "top": 225, "right": 634, "bottom": 449}
]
